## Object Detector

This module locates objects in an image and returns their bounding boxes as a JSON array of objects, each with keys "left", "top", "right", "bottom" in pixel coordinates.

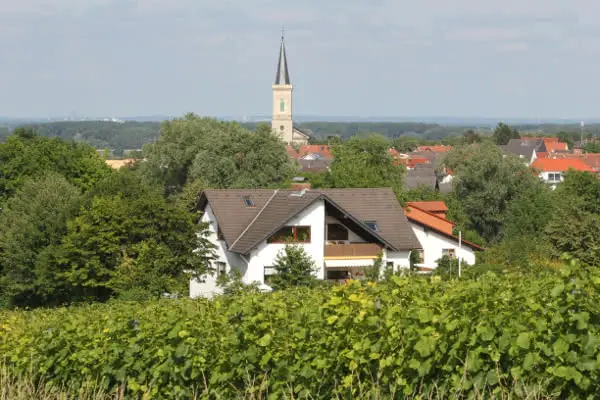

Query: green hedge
[{"left": 1, "top": 262, "right": 599, "bottom": 399}]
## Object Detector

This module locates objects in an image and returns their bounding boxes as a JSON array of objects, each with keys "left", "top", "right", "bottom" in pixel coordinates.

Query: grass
[{"left": 0, "top": 365, "right": 559, "bottom": 400}]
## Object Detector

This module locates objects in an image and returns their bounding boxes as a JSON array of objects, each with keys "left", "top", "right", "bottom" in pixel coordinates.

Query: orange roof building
[
  {"left": 404, "top": 201, "right": 483, "bottom": 271},
  {"left": 416, "top": 145, "right": 452, "bottom": 153},
  {"left": 531, "top": 158, "right": 594, "bottom": 173}
]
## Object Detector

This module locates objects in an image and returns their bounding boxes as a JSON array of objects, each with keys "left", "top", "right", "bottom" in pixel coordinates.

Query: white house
[
  {"left": 404, "top": 202, "right": 483, "bottom": 271},
  {"left": 190, "top": 188, "right": 421, "bottom": 298},
  {"left": 531, "top": 158, "right": 595, "bottom": 189}
]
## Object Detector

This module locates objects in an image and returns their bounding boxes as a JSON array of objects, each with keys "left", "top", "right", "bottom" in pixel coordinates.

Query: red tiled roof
[
  {"left": 531, "top": 158, "right": 594, "bottom": 172},
  {"left": 405, "top": 205, "right": 454, "bottom": 235},
  {"left": 407, "top": 201, "right": 448, "bottom": 213},
  {"left": 399, "top": 157, "right": 430, "bottom": 168},
  {"left": 545, "top": 141, "right": 568, "bottom": 153},
  {"left": 536, "top": 152, "right": 548, "bottom": 159},
  {"left": 286, "top": 145, "right": 299, "bottom": 159},
  {"left": 404, "top": 202, "right": 485, "bottom": 251},
  {"left": 298, "top": 145, "right": 333, "bottom": 160},
  {"left": 416, "top": 145, "right": 452, "bottom": 153}
]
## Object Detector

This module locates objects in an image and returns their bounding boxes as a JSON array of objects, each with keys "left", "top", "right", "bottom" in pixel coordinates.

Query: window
[
  {"left": 264, "top": 265, "right": 276, "bottom": 285},
  {"left": 442, "top": 249, "right": 456, "bottom": 259},
  {"left": 548, "top": 173, "right": 562, "bottom": 182},
  {"left": 327, "top": 223, "right": 349, "bottom": 241},
  {"left": 214, "top": 261, "right": 227, "bottom": 277},
  {"left": 280, "top": 125, "right": 285, "bottom": 131},
  {"left": 267, "top": 226, "right": 311, "bottom": 243},
  {"left": 280, "top": 98, "right": 285, "bottom": 112},
  {"left": 243, "top": 196, "right": 254, "bottom": 207},
  {"left": 364, "top": 221, "right": 379, "bottom": 232}
]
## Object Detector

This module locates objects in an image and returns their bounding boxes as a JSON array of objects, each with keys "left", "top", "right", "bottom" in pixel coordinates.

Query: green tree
[
  {"left": 0, "top": 132, "right": 111, "bottom": 201},
  {"left": 546, "top": 209, "right": 600, "bottom": 266},
  {"left": 326, "top": 134, "right": 405, "bottom": 195},
  {"left": 269, "top": 245, "right": 317, "bottom": 290},
  {"left": 443, "top": 142, "right": 539, "bottom": 243},
  {"left": 53, "top": 169, "right": 215, "bottom": 302},
  {"left": 142, "top": 115, "right": 295, "bottom": 193},
  {"left": 0, "top": 174, "right": 82, "bottom": 307},
  {"left": 392, "top": 136, "right": 420, "bottom": 153},
  {"left": 492, "top": 122, "right": 519, "bottom": 145},
  {"left": 463, "top": 129, "right": 482, "bottom": 144},
  {"left": 583, "top": 142, "right": 600, "bottom": 153}
]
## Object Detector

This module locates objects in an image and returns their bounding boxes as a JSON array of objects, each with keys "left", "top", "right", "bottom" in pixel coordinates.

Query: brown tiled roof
[
  {"left": 198, "top": 188, "right": 420, "bottom": 254},
  {"left": 298, "top": 159, "right": 332, "bottom": 172}
]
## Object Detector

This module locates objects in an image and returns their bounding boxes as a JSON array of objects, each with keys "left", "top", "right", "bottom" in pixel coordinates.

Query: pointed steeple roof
[{"left": 275, "top": 30, "right": 291, "bottom": 85}]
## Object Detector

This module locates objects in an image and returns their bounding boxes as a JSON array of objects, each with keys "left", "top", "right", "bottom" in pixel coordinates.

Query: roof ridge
[{"left": 229, "top": 189, "right": 279, "bottom": 250}]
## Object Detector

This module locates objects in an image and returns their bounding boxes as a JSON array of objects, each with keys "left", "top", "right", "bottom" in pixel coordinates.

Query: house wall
[
  {"left": 539, "top": 171, "right": 564, "bottom": 183},
  {"left": 189, "top": 204, "right": 247, "bottom": 299},
  {"left": 247, "top": 200, "right": 326, "bottom": 285},
  {"left": 385, "top": 250, "right": 411, "bottom": 271},
  {"left": 410, "top": 222, "right": 476, "bottom": 268}
]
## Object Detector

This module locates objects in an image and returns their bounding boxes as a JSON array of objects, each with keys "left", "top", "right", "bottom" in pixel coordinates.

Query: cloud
[
  {"left": 443, "top": 27, "right": 521, "bottom": 42},
  {"left": 496, "top": 42, "right": 530, "bottom": 53}
]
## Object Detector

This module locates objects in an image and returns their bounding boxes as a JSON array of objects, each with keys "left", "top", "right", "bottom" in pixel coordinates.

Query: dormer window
[
  {"left": 364, "top": 221, "right": 379, "bottom": 232},
  {"left": 243, "top": 196, "right": 255, "bottom": 207}
]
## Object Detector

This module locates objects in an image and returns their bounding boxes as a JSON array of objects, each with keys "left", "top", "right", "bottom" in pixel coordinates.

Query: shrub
[{"left": 0, "top": 260, "right": 598, "bottom": 399}]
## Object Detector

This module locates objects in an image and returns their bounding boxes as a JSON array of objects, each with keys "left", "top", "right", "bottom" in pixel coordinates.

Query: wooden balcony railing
[{"left": 324, "top": 243, "right": 382, "bottom": 259}]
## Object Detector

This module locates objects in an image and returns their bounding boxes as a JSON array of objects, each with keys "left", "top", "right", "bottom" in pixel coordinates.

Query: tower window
[
  {"left": 280, "top": 98, "right": 285, "bottom": 112},
  {"left": 280, "top": 125, "right": 285, "bottom": 131}
]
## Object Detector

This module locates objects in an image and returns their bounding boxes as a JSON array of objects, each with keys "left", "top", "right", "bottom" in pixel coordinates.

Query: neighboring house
[
  {"left": 416, "top": 145, "right": 452, "bottom": 153},
  {"left": 191, "top": 188, "right": 421, "bottom": 298},
  {"left": 404, "top": 165, "right": 439, "bottom": 191},
  {"left": 531, "top": 158, "right": 595, "bottom": 188},
  {"left": 286, "top": 145, "right": 333, "bottom": 161},
  {"left": 298, "top": 145, "right": 333, "bottom": 160},
  {"left": 502, "top": 139, "right": 546, "bottom": 165},
  {"left": 298, "top": 159, "right": 332, "bottom": 173},
  {"left": 404, "top": 202, "right": 483, "bottom": 271}
]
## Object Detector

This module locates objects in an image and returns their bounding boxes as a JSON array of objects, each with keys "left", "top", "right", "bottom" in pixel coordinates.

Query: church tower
[{"left": 272, "top": 31, "right": 295, "bottom": 144}]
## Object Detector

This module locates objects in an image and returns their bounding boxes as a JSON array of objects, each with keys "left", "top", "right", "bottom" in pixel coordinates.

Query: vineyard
[{"left": 1, "top": 261, "right": 599, "bottom": 399}]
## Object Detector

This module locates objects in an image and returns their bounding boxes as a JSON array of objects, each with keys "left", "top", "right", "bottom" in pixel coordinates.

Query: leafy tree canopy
[
  {"left": 142, "top": 114, "right": 295, "bottom": 193},
  {"left": 0, "top": 173, "right": 82, "bottom": 307},
  {"left": 325, "top": 134, "right": 405, "bottom": 195},
  {"left": 443, "top": 142, "right": 539, "bottom": 243},
  {"left": 0, "top": 130, "right": 111, "bottom": 201},
  {"left": 492, "top": 122, "right": 520, "bottom": 145}
]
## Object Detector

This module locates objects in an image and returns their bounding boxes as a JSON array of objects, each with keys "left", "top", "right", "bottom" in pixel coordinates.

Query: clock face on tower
[{"left": 280, "top": 98, "right": 285, "bottom": 112}]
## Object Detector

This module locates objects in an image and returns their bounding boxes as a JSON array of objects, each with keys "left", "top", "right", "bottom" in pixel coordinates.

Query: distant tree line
[{"left": 0, "top": 119, "right": 599, "bottom": 155}]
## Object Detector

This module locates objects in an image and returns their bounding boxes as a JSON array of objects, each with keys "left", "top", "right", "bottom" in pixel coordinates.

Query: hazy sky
[{"left": 0, "top": 0, "right": 599, "bottom": 118}]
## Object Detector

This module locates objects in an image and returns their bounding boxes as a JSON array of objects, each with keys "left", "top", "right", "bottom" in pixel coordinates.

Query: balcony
[{"left": 324, "top": 243, "right": 382, "bottom": 259}]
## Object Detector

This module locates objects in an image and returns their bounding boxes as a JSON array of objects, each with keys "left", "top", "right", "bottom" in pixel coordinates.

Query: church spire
[{"left": 274, "top": 28, "right": 291, "bottom": 85}]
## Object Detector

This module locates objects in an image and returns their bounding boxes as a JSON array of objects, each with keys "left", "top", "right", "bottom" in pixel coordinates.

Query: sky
[{"left": 0, "top": 0, "right": 599, "bottom": 119}]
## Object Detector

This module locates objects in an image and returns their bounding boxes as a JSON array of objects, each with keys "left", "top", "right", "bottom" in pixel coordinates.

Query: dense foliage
[
  {"left": 1, "top": 262, "right": 598, "bottom": 399},
  {"left": 141, "top": 114, "right": 296, "bottom": 194},
  {"left": 0, "top": 129, "right": 216, "bottom": 308}
]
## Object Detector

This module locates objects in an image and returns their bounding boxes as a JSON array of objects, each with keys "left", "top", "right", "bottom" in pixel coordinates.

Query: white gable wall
[
  {"left": 247, "top": 199, "right": 326, "bottom": 284},
  {"left": 190, "top": 204, "right": 247, "bottom": 298},
  {"left": 324, "top": 215, "right": 366, "bottom": 243},
  {"left": 410, "top": 222, "right": 476, "bottom": 268}
]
